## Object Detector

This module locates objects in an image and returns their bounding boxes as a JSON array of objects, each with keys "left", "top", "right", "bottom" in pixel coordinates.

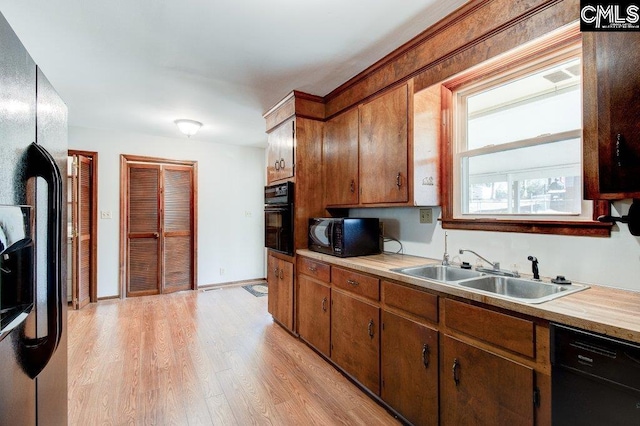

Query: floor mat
[{"left": 242, "top": 283, "right": 268, "bottom": 297}]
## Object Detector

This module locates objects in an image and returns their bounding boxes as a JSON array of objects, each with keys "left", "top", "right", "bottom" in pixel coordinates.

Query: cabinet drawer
[
  {"left": 382, "top": 281, "right": 438, "bottom": 323},
  {"left": 444, "top": 299, "right": 534, "bottom": 358},
  {"left": 332, "top": 267, "right": 379, "bottom": 301},
  {"left": 297, "top": 257, "right": 331, "bottom": 282}
]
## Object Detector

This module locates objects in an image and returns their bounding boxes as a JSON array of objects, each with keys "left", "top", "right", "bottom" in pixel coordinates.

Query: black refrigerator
[{"left": 0, "top": 11, "right": 68, "bottom": 425}]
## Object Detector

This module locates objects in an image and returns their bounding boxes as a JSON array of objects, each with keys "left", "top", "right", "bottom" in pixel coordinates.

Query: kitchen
[{"left": 1, "top": 0, "right": 640, "bottom": 424}]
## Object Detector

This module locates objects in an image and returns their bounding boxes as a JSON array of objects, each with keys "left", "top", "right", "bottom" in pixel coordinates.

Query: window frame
[{"left": 439, "top": 25, "right": 611, "bottom": 237}]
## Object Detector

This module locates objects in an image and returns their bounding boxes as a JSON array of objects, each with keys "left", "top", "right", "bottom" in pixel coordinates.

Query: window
[{"left": 440, "top": 28, "right": 610, "bottom": 236}]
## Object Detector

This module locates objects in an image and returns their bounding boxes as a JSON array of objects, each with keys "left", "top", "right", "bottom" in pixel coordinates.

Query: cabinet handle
[
  {"left": 616, "top": 133, "right": 624, "bottom": 167},
  {"left": 273, "top": 267, "right": 279, "bottom": 277},
  {"left": 279, "top": 269, "right": 284, "bottom": 280},
  {"left": 274, "top": 160, "right": 280, "bottom": 171},
  {"left": 307, "top": 266, "right": 317, "bottom": 273},
  {"left": 153, "top": 232, "right": 159, "bottom": 238},
  {"left": 280, "top": 158, "right": 285, "bottom": 170},
  {"left": 321, "top": 297, "right": 327, "bottom": 312},
  {"left": 452, "top": 358, "right": 460, "bottom": 386},
  {"left": 368, "top": 319, "right": 374, "bottom": 339},
  {"left": 346, "top": 279, "right": 359, "bottom": 287},
  {"left": 350, "top": 179, "right": 355, "bottom": 193},
  {"left": 396, "top": 172, "right": 402, "bottom": 189},
  {"left": 422, "top": 343, "right": 430, "bottom": 368}
]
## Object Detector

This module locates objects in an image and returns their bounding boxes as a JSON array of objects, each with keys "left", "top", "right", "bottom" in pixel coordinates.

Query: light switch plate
[{"left": 420, "top": 208, "right": 433, "bottom": 224}]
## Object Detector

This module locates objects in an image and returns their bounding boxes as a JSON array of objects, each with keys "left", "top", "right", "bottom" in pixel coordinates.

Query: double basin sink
[{"left": 391, "top": 264, "right": 588, "bottom": 304}]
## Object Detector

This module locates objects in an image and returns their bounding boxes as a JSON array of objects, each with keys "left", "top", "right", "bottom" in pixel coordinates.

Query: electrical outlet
[
  {"left": 420, "top": 208, "right": 433, "bottom": 224},
  {"left": 245, "top": 211, "right": 252, "bottom": 217},
  {"left": 219, "top": 268, "right": 225, "bottom": 276},
  {"left": 100, "top": 210, "right": 112, "bottom": 219}
]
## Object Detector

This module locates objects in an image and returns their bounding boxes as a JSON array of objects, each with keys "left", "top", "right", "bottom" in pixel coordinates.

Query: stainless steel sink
[
  {"left": 392, "top": 264, "right": 485, "bottom": 283},
  {"left": 457, "top": 276, "right": 588, "bottom": 304}
]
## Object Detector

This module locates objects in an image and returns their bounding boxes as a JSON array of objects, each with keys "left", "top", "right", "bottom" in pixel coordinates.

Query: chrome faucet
[
  {"left": 458, "top": 249, "right": 520, "bottom": 277},
  {"left": 442, "top": 232, "right": 450, "bottom": 266}
]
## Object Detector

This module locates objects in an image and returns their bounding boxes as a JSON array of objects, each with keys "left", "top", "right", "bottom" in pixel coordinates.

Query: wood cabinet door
[
  {"left": 267, "top": 118, "right": 295, "bottom": 183},
  {"left": 441, "top": 335, "right": 534, "bottom": 426},
  {"left": 381, "top": 311, "right": 438, "bottom": 426},
  {"left": 584, "top": 32, "right": 640, "bottom": 199},
  {"left": 267, "top": 255, "right": 294, "bottom": 330},
  {"left": 267, "top": 254, "right": 279, "bottom": 317},
  {"left": 359, "top": 84, "right": 409, "bottom": 204},
  {"left": 324, "top": 108, "right": 359, "bottom": 206},
  {"left": 127, "top": 164, "right": 161, "bottom": 296},
  {"left": 331, "top": 289, "right": 380, "bottom": 394},
  {"left": 297, "top": 275, "right": 330, "bottom": 357},
  {"left": 278, "top": 259, "right": 294, "bottom": 330}
]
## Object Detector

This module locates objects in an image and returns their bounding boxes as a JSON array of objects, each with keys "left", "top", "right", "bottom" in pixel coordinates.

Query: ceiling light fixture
[{"left": 174, "top": 119, "right": 202, "bottom": 137}]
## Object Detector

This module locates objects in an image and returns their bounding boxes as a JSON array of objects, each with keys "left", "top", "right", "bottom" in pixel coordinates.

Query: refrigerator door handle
[{"left": 19, "top": 142, "right": 63, "bottom": 379}]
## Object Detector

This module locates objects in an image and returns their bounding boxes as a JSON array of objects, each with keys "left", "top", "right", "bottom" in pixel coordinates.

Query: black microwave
[{"left": 308, "top": 217, "right": 380, "bottom": 258}]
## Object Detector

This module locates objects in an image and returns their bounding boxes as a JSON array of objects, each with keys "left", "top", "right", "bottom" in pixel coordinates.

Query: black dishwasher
[{"left": 551, "top": 323, "right": 640, "bottom": 425}]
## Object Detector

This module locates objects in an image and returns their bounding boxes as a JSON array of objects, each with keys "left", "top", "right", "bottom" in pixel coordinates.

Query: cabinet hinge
[
  {"left": 533, "top": 387, "right": 540, "bottom": 408},
  {"left": 381, "top": 378, "right": 385, "bottom": 388},
  {"left": 382, "top": 322, "right": 385, "bottom": 331}
]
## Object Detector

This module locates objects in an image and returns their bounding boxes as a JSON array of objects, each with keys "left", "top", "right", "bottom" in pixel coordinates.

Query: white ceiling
[{"left": 0, "top": 0, "right": 469, "bottom": 147}]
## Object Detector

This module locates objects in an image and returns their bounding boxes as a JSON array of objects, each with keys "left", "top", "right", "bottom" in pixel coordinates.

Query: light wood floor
[{"left": 68, "top": 286, "right": 401, "bottom": 425}]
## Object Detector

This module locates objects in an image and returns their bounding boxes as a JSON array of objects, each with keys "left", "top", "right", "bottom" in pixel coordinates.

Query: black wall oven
[{"left": 264, "top": 182, "right": 294, "bottom": 256}]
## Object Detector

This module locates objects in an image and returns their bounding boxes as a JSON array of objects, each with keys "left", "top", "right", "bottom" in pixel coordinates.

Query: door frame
[
  {"left": 68, "top": 150, "right": 98, "bottom": 306},
  {"left": 119, "top": 154, "right": 198, "bottom": 298}
]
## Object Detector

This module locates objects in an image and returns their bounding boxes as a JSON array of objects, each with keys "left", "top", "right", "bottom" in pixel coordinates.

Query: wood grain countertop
[{"left": 297, "top": 249, "right": 640, "bottom": 344}]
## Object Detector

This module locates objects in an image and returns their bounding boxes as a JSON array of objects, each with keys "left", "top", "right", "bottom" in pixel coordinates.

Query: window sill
[{"left": 441, "top": 218, "right": 612, "bottom": 237}]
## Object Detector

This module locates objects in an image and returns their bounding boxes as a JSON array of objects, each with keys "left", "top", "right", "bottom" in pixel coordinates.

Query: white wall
[
  {"left": 352, "top": 200, "right": 640, "bottom": 292},
  {"left": 69, "top": 126, "right": 266, "bottom": 298}
]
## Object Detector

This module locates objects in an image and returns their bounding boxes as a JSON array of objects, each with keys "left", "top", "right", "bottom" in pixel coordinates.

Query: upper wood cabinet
[
  {"left": 266, "top": 118, "right": 295, "bottom": 184},
  {"left": 584, "top": 32, "right": 640, "bottom": 200},
  {"left": 324, "top": 108, "right": 359, "bottom": 206},
  {"left": 322, "top": 81, "right": 440, "bottom": 208},
  {"left": 359, "top": 84, "right": 409, "bottom": 204}
]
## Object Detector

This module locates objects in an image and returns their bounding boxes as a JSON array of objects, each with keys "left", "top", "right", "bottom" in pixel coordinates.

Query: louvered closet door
[
  {"left": 162, "top": 165, "right": 193, "bottom": 293},
  {"left": 127, "top": 164, "right": 161, "bottom": 296},
  {"left": 75, "top": 155, "right": 92, "bottom": 308}
]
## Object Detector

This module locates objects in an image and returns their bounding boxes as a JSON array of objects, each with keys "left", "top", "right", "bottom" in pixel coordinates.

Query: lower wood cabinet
[
  {"left": 297, "top": 274, "right": 331, "bottom": 357},
  {"left": 331, "top": 289, "right": 380, "bottom": 394},
  {"left": 294, "top": 256, "right": 548, "bottom": 426},
  {"left": 440, "top": 335, "right": 534, "bottom": 426},
  {"left": 267, "top": 254, "right": 294, "bottom": 331},
  {"left": 381, "top": 311, "right": 438, "bottom": 426}
]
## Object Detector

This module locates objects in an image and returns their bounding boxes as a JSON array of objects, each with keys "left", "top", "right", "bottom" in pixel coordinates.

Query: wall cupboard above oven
[{"left": 266, "top": 118, "right": 294, "bottom": 184}]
